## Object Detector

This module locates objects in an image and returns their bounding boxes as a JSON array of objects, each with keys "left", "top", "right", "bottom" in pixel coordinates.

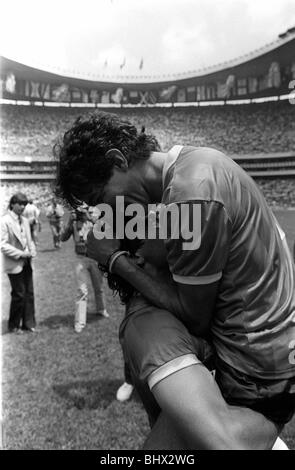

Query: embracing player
[{"left": 55, "top": 112, "right": 295, "bottom": 449}]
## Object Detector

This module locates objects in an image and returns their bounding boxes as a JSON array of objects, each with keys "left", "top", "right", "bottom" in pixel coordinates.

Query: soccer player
[
  {"left": 54, "top": 112, "right": 295, "bottom": 449},
  {"left": 98, "top": 230, "right": 289, "bottom": 450}
]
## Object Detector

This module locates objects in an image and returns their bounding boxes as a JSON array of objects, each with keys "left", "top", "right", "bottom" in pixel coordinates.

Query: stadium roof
[{"left": 1, "top": 29, "right": 295, "bottom": 91}]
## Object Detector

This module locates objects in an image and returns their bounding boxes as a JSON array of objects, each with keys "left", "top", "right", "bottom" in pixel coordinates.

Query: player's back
[{"left": 162, "top": 145, "right": 295, "bottom": 380}]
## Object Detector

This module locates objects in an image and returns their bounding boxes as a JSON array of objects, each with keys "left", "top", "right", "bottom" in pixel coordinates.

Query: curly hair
[{"left": 54, "top": 111, "right": 161, "bottom": 208}]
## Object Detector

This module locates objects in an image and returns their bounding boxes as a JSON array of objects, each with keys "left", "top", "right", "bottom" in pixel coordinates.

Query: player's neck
[{"left": 137, "top": 151, "right": 167, "bottom": 203}]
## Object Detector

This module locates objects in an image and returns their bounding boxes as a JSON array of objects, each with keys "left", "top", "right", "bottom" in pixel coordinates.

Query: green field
[{"left": 1, "top": 209, "right": 295, "bottom": 450}]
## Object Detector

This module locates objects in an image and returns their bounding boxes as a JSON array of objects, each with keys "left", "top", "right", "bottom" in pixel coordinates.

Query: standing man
[
  {"left": 46, "top": 198, "right": 64, "bottom": 249},
  {"left": 60, "top": 206, "right": 109, "bottom": 332},
  {"left": 1, "top": 192, "right": 37, "bottom": 333},
  {"left": 54, "top": 112, "right": 295, "bottom": 449},
  {"left": 23, "top": 199, "right": 41, "bottom": 245}
]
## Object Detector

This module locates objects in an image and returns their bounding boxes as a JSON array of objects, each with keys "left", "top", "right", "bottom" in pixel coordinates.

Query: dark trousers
[
  {"left": 7, "top": 261, "right": 36, "bottom": 330},
  {"left": 50, "top": 222, "right": 62, "bottom": 247},
  {"left": 124, "top": 361, "right": 133, "bottom": 385}
]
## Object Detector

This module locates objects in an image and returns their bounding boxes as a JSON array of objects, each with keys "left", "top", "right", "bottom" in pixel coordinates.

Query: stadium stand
[
  {"left": 1, "top": 101, "right": 295, "bottom": 156},
  {"left": 1, "top": 101, "right": 295, "bottom": 212}
]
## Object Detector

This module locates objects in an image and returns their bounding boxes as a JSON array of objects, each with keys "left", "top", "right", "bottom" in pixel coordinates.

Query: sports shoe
[
  {"left": 24, "top": 327, "right": 37, "bottom": 333},
  {"left": 116, "top": 382, "right": 134, "bottom": 402},
  {"left": 74, "top": 323, "right": 85, "bottom": 333},
  {"left": 98, "top": 309, "right": 110, "bottom": 318}
]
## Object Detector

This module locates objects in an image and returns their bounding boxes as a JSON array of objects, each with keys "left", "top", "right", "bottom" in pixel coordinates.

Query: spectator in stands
[
  {"left": 2, "top": 102, "right": 295, "bottom": 209},
  {"left": 1, "top": 192, "right": 37, "bottom": 333},
  {"left": 60, "top": 206, "right": 109, "bottom": 333},
  {"left": 46, "top": 198, "right": 64, "bottom": 248},
  {"left": 23, "top": 199, "right": 41, "bottom": 245},
  {"left": 2, "top": 101, "right": 295, "bottom": 156}
]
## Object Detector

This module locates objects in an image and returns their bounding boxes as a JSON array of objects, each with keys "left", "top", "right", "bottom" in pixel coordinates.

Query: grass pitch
[{"left": 1, "top": 209, "right": 295, "bottom": 450}]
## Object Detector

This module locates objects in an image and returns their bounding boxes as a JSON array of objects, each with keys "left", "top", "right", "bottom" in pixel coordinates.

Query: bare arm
[
  {"left": 113, "top": 254, "right": 217, "bottom": 335},
  {"left": 86, "top": 231, "right": 217, "bottom": 335}
]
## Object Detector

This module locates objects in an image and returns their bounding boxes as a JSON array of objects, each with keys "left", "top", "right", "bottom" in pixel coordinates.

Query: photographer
[
  {"left": 46, "top": 198, "right": 64, "bottom": 249},
  {"left": 61, "top": 206, "right": 108, "bottom": 332}
]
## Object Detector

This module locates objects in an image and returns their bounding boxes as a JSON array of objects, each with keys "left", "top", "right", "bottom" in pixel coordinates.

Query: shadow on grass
[
  {"left": 86, "top": 313, "right": 106, "bottom": 325},
  {"left": 39, "top": 314, "right": 73, "bottom": 329},
  {"left": 38, "top": 248, "right": 58, "bottom": 253},
  {"left": 53, "top": 378, "right": 136, "bottom": 410},
  {"left": 1, "top": 314, "right": 80, "bottom": 333},
  {"left": 39, "top": 313, "right": 105, "bottom": 330}
]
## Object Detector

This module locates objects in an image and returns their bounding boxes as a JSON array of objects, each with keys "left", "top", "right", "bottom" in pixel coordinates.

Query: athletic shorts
[
  {"left": 215, "top": 357, "right": 295, "bottom": 426},
  {"left": 119, "top": 295, "right": 295, "bottom": 427}
]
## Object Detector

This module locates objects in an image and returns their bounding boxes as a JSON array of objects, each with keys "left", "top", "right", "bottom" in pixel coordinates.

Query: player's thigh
[
  {"left": 120, "top": 304, "right": 213, "bottom": 430},
  {"left": 152, "top": 365, "right": 278, "bottom": 449}
]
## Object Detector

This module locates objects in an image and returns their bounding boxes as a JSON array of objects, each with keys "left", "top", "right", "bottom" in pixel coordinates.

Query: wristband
[
  {"left": 108, "top": 250, "right": 129, "bottom": 273},
  {"left": 105, "top": 249, "right": 121, "bottom": 271}
]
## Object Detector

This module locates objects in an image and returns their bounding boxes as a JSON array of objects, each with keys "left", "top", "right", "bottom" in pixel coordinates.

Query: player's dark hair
[
  {"left": 99, "top": 237, "right": 143, "bottom": 304},
  {"left": 54, "top": 112, "right": 161, "bottom": 208}
]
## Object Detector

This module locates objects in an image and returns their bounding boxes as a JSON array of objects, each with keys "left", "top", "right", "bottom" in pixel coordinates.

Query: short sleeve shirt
[{"left": 161, "top": 145, "right": 295, "bottom": 380}]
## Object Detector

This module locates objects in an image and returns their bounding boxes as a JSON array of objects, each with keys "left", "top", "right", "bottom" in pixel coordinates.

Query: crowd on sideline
[{"left": 1, "top": 101, "right": 295, "bottom": 157}]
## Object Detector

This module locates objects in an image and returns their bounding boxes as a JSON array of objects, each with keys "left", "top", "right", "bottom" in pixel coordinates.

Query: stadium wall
[{"left": 1, "top": 153, "right": 295, "bottom": 181}]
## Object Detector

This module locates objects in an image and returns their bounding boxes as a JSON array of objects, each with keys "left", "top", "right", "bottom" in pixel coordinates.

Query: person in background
[
  {"left": 1, "top": 192, "right": 37, "bottom": 333},
  {"left": 23, "top": 199, "right": 41, "bottom": 245},
  {"left": 60, "top": 206, "right": 109, "bottom": 333},
  {"left": 46, "top": 198, "right": 64, "bottom": 248}
]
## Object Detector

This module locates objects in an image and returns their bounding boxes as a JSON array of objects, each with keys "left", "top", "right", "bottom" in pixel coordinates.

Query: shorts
[
  {"left": 119, "top": 295, "right": 295, "bottom": 427},
  {"left": 215, "top": 357, "right": 295, "bottom": 426},
  {"left": 119, "top": 296, "right": 214, "bottom": 427}
]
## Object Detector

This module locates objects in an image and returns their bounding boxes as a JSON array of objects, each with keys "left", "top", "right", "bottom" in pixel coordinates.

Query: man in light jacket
[{"left": 1, "top": 192, "right": 37, "bottom": 333}]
